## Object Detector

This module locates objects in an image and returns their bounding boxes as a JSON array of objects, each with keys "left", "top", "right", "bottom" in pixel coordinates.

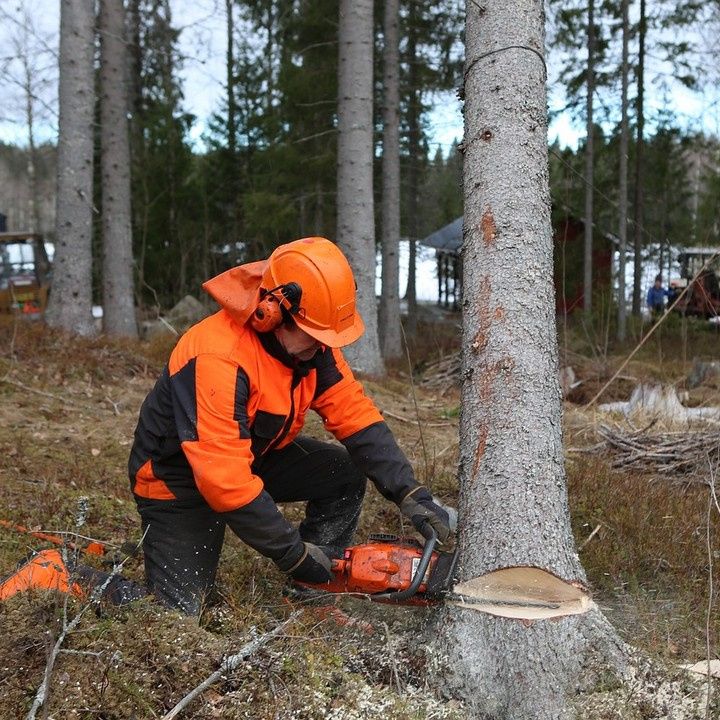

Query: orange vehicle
[{"left": 0, "top": 232, "right": 51, "bottom": 316}]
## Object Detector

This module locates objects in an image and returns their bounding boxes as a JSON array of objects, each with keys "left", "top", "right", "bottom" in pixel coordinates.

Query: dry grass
[{"left": 1, "top": 314, "right": 719, "bottom": 718}]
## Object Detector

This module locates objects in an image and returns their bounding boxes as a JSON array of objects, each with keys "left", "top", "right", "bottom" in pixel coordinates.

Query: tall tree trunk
[
  {"left": 45, "top": 0, "right": 96, "bottom": 336},
  {"left": 127, "top": 0, "right": 144, "bottom": 309},
  {"left": 100, "top": 0, "right": 138, "bottom": 337},
  {"left": 404, "top": 9, "right": 420, "bottom": 337},
  {"left": 226, "top": 0, "right": 239, "bottom": 267},
  {"left": 21, "top": 55, "right": 40, "bottom": 235},
  {"left": 435, "top": 2, "right": 624, "bottom": 717},
  {"left": 379, "top": 0, "right": 402, "bottom": 360},
  {"left": 226, "top": 0, "right": 236, "bottom": 156},
  {"left": 632, "top": 0, "right": 646, "bottom": 316},
  {"left": 583, "top": 0, "right": 595, "bottom": 315},
  {"left": 336, "top": 0, "right": 384, "bottom": 375},
  {"left": 617, "top": 0, "right": 629, "bottom": 342}
]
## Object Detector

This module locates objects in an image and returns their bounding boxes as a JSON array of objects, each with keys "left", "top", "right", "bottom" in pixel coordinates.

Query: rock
[
  {"left": 140, "top": 318, "right": 176, "bottom": 341},
  {"left": 166, "top": 295, "right": 209, "bottom": 330},
  {"left": 687, "top": 359, "right": 720, "bottom": 389}
]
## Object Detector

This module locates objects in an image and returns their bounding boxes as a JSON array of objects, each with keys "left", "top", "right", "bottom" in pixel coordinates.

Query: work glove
[
  {"left": 399, "top": 487, "right": 454, "bottom": 544},
  {"left": 283, "top": 542, "right": 333, "bottom": 585}
]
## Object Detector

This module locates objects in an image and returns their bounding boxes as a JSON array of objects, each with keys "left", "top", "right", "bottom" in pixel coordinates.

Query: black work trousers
[{"left": 128, "top": 436, "right": 366, "bottom": 615}]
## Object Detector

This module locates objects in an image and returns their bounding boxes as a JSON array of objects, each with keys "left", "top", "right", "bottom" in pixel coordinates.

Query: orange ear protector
[{"left": 250, "top": 283, "right": 302, "bottom": 333}]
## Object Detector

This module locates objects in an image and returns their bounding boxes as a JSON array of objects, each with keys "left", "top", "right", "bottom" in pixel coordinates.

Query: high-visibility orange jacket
[{"left": 129, "top": 261, "right": 419, "bottom": 522}]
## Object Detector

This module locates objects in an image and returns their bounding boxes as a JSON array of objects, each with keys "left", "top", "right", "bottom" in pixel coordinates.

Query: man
[
  {"left": 126, "top": 237, "right": 452, "bottom": 614},
  {"left": 646, "top": 274, "right": 668, "bottom": 317}
]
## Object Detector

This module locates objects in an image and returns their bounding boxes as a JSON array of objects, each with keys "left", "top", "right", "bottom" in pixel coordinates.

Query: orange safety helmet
[{"left": 259, "top": 237, "right": 364, "bottom": 347}]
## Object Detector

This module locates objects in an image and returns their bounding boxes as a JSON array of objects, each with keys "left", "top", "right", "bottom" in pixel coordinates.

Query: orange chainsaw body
[{"left": 300, "top": 536, "right": 442, "bottom": 605}]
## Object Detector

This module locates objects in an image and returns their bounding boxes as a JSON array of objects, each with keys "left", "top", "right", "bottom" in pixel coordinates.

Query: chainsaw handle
[{"left": 372, "top": 524, "right": 438, "bottom": 603}]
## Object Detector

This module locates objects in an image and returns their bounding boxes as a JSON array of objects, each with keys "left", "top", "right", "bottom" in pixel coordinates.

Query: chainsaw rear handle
[{"left": 371, "top": 522, "right": 438, "bottom": 602}]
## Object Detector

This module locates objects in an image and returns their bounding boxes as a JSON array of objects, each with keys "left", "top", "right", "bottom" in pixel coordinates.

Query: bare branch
[{"left": 161, "top": 611, "right": 302, "bottom": 720}]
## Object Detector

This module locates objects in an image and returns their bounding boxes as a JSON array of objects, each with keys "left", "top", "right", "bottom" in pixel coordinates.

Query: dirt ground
[{"left": 1, "top": 316, "right": 719, "bottom": 718}]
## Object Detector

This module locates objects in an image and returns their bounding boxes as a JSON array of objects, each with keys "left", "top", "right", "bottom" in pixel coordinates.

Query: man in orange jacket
[{"left": 121, "top": 237, "right": 452, "bottom": 614}]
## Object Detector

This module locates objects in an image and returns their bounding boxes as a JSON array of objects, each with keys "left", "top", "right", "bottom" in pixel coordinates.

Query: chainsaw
[
  {"left": 296, "top": 523, "right": 595, "bottom": 618},
  {"left": 297, "top": 524, "right": 457, "bottom": 606}
]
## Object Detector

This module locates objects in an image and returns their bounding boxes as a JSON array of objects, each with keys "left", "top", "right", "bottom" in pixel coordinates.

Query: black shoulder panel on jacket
[
  {"left": 233, "top": 367, "right": 251, "bottom": 439},
  {"left": 170, "top": 358, "right": 198, "bottom": 442},
  {"left": 313, "top": 347, "right": 344, "bottom": 399}
]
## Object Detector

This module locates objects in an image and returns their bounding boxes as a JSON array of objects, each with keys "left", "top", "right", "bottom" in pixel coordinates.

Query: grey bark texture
[
  {"left": 336, "top": 0, "right": 384, "bottom": 376},
  {"left": 434, "top": 3, "right": 625, "bottom": 718},
  {"left": 583, "top": 0, "right": 594, "bottom": 315},
  {"left": 45, "top": 0, "right": 96, "bottom": 336},
  {"left": 617, "top": 0, "right": 629, "bottom": 342},
  {"left": 100, "top": 0, "right": 138, "bottom": 338},
  {"left": 632, "top": 0, "right": 646, "bottom": 316},
  {"left": 379, "top": 0, "right": 402, "bottom": 361}
]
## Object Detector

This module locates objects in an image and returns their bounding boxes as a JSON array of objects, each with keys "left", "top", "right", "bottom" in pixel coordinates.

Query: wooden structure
[{"left": 421, "top": 215, "right": 612, "bottom": 315}]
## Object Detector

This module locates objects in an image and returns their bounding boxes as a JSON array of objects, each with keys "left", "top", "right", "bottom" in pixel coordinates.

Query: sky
[
  {"left": 1, "top": 3, "right": 718, "bottom": 156},
  {"left": 2, "top": 1, "right": 717, "bottom": 152}
]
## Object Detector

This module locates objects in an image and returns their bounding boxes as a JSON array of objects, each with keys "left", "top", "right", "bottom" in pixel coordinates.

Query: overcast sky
[{"left": 0, "top": 1, "right": 717, "bottom": 151}]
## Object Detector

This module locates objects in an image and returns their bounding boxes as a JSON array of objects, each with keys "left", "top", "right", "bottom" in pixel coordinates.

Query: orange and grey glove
[
  {"left": 399, "top": 487, "right": 453, "bottom": 544},
  {"left": 280, "top": 542, "right": 333, "bottom": 584}
]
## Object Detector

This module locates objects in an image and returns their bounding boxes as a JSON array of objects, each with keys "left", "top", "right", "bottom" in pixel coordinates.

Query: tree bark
[
  {"left": 583, "top": 0, "right": 594, "bottom": 315},
  {"left": 632, "top": 0, "right": 646, "bottom": 316},
  {"left": 617, "top": 0, "right": 629, "bottom": 342},
  {"left": 379, "top": 0, "right": 402, "bottom": 361},
  {"left": 434, "top": 2, "right": 624, "bottom": 717},
  {"left": 336, "top": 0, "right": 384, "bottom": 375},
  {"left": 45, "top": 0, "right": 96, "bottom": 336},
  {"left": 100, "top": 0, "right": 138, "bottom": 337},
  {"left": 404, "top": 7, "right": 420, "bottom": 337}
]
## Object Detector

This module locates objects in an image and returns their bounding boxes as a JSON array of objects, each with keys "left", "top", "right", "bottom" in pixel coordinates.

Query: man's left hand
[{"left": 399, "top": 487, "right": 453, "bottom": 543}]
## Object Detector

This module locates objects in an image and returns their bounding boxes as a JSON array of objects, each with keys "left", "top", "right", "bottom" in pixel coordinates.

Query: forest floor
[{"left": 1, "top": 311, "right": 719, "bottom": 719}]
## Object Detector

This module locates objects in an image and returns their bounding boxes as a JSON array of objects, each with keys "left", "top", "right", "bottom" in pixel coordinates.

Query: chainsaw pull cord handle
[{"left": 372, "top": 522, "right": 438, "bottom": 602}]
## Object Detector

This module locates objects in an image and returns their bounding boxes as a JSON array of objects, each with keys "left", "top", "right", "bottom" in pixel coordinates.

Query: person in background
[{"left": 646, "top": 274, "right": 668, "bottom": 317}]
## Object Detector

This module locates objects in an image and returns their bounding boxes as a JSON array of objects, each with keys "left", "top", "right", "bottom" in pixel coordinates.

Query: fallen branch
[
  {"left": 25, "top": 536, "right": 144, "bottom": 720},
  {"left": 161, "top": 611, "right": 302, "bottom": 720}
]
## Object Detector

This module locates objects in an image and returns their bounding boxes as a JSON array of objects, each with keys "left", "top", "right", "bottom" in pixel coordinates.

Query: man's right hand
[{"left": 286, "top": 542, "right": 333, "bottom": 584}]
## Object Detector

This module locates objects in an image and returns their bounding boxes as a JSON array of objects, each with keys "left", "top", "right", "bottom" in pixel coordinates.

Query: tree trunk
[
  {"left": 379, "top": 0, "right": 402, "bottom": 361},
  {"left": 21, "top": 54, "right": 40, "bottom": 235},
  {"left": 336, "top": 0, "right": 384, "bottom": 375},
  {"left": 434, "top": 3, "right": 624, "bottom": 717},
  {"left": 100, "top": 0, "right": 138, "bottom": 337},
  {"left": 583, "top": 0, "right": 594, "bottom": 315},
  {"left": 226, "top": 0, "right": 237, "bottom": 156},
  {"left": 617, "top": 0, "right": 629, "bottom": 342},
  {"left": 404, "top": 9, "right": 420, "bottom": 337},
  {"left": 632, "top": 0, "right": 646, "bottom": 316},
  {"left": 45, "top": 0, "right": 96, "bottom": 336}
]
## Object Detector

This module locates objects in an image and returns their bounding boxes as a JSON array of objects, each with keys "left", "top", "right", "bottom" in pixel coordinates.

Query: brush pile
[
  {"left": 587, "top": 423, "right": 720, "bottom": 482},
  {"left": 419, "top": 353, "right": 461, "bottom": 391}
]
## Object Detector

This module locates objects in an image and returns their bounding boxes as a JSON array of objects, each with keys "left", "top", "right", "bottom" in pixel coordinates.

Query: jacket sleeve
[
  {"left": 222, "top": 490, "right": 304, "bottom": 569},
  {"left": 310, "top": 347, "right": 384, "bottom": 439},
  {"left": 341, "top": 421, "right": 420, "bottom": 504},
  {"left": 311, "top": 348, "right": 419, "bottom": 503},
  {"left": 169, "top": 352, "right": 263, "bottom": 512}
]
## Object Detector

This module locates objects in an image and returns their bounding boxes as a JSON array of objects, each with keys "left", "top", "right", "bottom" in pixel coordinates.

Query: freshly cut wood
[{"left": 450, "top": 566, "right": 594, "bottom": 620}]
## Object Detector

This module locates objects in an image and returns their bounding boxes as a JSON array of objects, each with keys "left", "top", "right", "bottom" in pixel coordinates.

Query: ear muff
[{"left": 250, "top": 283, "right": 303, "bottom": 333}]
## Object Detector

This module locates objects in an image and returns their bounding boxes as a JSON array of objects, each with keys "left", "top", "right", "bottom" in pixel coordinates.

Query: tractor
[
  {"left": 670, "top": 247, "right": 720, "bottom": 318},
  {"left": 0, "top": 232, "right": 51, "bottom": 316}
]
